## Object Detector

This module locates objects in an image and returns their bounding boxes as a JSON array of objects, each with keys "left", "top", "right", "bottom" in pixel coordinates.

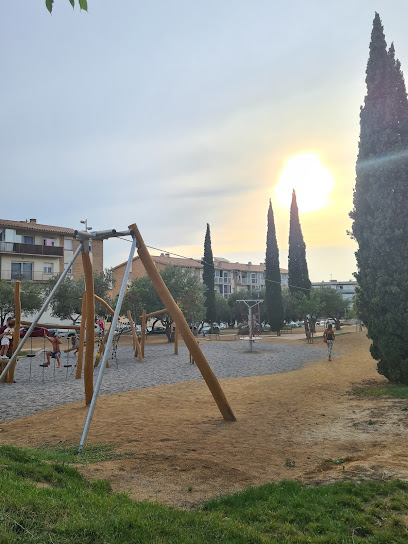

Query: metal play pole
[
  {"left": 78, "top": 235, "right": 137, "bottom": 453},
  {"left": 236, "top": 299, "right": 263, "bottom": 352},
  {"left": 0, "top": 244, "right": 83, "bottom": 383}
]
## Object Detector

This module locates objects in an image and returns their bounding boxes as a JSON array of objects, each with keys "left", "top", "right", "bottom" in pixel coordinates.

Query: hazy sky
[{"left": 1, "top": 1, "right": 407, "bottom": 281}]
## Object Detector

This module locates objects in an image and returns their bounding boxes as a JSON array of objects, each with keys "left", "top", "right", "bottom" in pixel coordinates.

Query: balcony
[
  {"left": 1, "top": 270, "right": 69, "bottom": 282},
  {"left": 0, "top": 241, "right": 63, "bottom": 257},
  {"left": 214, "top": 276, "right": 232, "bottom": 284}
]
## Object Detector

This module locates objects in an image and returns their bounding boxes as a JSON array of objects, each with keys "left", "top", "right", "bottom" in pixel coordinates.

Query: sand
[{"left": 0, "top": 330, "right": 407, "bottom": 509}]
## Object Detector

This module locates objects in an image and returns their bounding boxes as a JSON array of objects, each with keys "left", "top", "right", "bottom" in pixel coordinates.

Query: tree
[
  {"left": 350, "top": 13, "right": 408, "bottom": 383},
  {"left": 46, "top": 0, "right": 88, "bottom": 13},
  {"left": 47, "top": 269, "right": 114, "bottom": 325},
  {"left": 316, "top": 287, "right": 349, "bottom": 326},
  {"left": 202, "top": 224, "right": 216, "bottom": 325},
  {"left": 214, "top": 293, "right": 230, "bottom": 325},
  {"left": 265, "top": 199, "right": 284, "bottom": 334},
  {"left": 123, "top": 266, "right": 206, "bottom": 342},
  {"left": 0, "top": 280, "right": 44, "bottom": 326},
  {"left": 288, "top": 190, "right": 311, "bottom": 296}
]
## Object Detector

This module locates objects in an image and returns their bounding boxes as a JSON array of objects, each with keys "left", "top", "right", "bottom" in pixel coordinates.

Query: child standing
[
  {"left": 0, "top": 319, "right": 15, "bottom": 358},
  {"left": 45, "top": 333, "right": 62, "bottom": 368}
]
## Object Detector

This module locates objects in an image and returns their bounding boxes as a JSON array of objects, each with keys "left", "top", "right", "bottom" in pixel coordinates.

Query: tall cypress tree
[
  {"left": 265, "top": 199, "right": 284, "bottom": 334},
  {"left": 288, "top": 190, "right": 311, "bottom": 296},
  {"left": 350, "top": 13, "right": 408, "bottom": 383},
  {"left": 202, "top": 223, "right": 216, "bottom": 324}
]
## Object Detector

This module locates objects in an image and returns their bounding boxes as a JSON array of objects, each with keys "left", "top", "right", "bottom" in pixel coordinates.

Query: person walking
[{"left": 323, "top": 323, "right": 335, "bottom": 361}]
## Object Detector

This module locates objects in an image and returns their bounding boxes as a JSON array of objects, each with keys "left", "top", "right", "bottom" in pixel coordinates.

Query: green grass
[
  {"left": 352, "top": 383, "right": 408, "bottom": 399},
  {"left": 1, "top": 444, "right": 408, "bottom": 543}
]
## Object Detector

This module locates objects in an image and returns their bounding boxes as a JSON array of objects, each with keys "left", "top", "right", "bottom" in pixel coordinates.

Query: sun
[{"left": 275, "top": 153, "right": 334, "bottom": 213}]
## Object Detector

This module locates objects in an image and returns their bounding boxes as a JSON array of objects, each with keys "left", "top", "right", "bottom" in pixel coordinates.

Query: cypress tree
[
  {"left": 288, "top": 190, "right": 311, "bottom": 296},
  {"left": 265, "top": 199, "right": 284, "bottom": 334},
  {"left": 350, "top": 13, "right": 408, "bottom": 383},
  {"left": 202, "top": 223, "right": 216, "bottom": 324}
]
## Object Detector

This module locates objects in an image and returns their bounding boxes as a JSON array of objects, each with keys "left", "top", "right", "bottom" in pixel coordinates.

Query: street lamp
[{"left": 80, "top": 219, "right": 92, "bottom": 232}]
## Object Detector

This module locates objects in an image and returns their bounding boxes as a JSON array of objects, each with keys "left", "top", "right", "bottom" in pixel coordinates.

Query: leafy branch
[{"left": 45, "top": 0, "right": 88, "bottom": 14}]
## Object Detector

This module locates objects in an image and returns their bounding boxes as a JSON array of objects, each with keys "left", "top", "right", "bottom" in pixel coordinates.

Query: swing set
[{"left": 0, "top": 222, "right": 236, "bottom": 452}]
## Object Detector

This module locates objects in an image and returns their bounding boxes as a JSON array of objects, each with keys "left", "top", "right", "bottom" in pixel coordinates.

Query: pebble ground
[{"left": 0, "top": 340, "right": 328, "bottom": 423}]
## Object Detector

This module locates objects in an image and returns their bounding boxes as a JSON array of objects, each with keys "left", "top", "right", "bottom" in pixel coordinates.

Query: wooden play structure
[
  {"left": 0, "top": 222, "right": 236, "bottom": 452},
  {"left": 139, "top": 306, "right": 180, "bottom": 356}
]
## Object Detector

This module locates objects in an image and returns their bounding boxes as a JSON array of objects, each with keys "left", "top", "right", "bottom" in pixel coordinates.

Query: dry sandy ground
[{"left": 1, "top": 331, "right": 407, "bottom": 508}]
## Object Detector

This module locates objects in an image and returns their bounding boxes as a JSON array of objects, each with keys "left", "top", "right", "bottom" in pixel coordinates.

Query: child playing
[
  {"left": 0, "top": 319, "right": 15, "bottom": 358},
  {"left": 71, "top": 334, "right": 79, "bottom": 356},
  {"left": 45, "top": 332, "right": 62, "bottom": 368}
]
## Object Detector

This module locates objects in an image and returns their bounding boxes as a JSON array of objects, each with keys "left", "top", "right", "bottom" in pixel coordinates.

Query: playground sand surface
[{"left": 1, "top": 331, "right": 407, "bottom": 508}]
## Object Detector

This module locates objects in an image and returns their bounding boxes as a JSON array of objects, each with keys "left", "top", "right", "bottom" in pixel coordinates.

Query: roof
[
  {"left": 113, "top": 253, "right": 288, "bottom": 274},
  {"left": 0, "top": 219, "right": 74, "bottom": 236}
]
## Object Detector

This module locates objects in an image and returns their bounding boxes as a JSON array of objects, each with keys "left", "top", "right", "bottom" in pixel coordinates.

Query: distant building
[
  {"left": 111, "top": 253, "right": 288, "bottom": 298},
  {"left": 0, "top": 218, "right": 103, "bottom": 283},
  {"left": 311, "top": 279, "right": 357, "bottom": 303}
]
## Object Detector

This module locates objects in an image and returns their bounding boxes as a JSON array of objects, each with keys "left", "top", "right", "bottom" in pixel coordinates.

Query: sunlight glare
[{"left": 275, "top": 153, "right": 334, "bottom": 213}]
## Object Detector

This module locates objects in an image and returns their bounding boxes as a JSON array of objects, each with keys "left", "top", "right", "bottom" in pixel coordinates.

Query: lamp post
[{"left": 80, "top": 219, "right": 92, "bottom": 232}]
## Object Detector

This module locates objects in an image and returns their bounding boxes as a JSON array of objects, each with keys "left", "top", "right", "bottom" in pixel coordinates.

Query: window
[
  {"left": 43, "top": 238, "right": 55, "bottom": 246},
  {"left": 0, "top": 230, "right": 4, "bottom": 242},
  {"left": 251, "top": 273, "right": 257, "bottom": 284},
  {"left": 11, "top": 262, "right": 33, "bottom": 281},
  {"left": 64, "top": 239, "right": 73, "bottom": 250},
  {"left": 23, "top": 235, "right": 34, "bottom": 245},
  {"left": 43, "top": 263, "right": 53, "bottom": 274},
  {"left": 64, "top": 264, "right": 73, "bottom": 275}
]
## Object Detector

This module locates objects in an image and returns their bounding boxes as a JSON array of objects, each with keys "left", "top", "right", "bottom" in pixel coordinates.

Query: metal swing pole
[
  {"left": 78, "top": 235, "right": 137, "bottom": 453},
  {"left": 0, "top": 244, "right": 83, "bottom": 383}
]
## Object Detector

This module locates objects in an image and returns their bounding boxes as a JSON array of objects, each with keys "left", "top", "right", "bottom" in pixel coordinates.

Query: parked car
[
  {"left": 325, "top": 318, "right": 337, "bottom": 326},
  {"left": 20, "top": 327, "right": 49, "bottom": 338},
  {"left": 147, "top": 326, "right": 167, "bottom": 334},
  {"left": 316, "top": 321, "right": 326, "bottom": 327}
]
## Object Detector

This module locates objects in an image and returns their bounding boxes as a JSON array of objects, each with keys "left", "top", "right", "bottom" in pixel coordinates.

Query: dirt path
[{"left": 1, "top": 331, "right": 407, "bottom": 508}]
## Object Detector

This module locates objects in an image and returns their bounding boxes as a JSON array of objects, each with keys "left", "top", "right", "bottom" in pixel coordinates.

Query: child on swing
[
  {"left": 0, "top": 319, "right": 15, "bottom": 358},
  {"left": 45, "top": 332, "right": 62, "bottom": 368}
]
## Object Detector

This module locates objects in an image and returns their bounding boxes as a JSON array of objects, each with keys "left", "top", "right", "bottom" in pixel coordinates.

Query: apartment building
[
  {"left": 111, "top": 252, "right": 288, "bottom": 298},
  {"left": 0, "top": 218, "right": 103, "bottom": 282},
  {"left": 311, "top": 279, "right": 357, "bottom": 303}
]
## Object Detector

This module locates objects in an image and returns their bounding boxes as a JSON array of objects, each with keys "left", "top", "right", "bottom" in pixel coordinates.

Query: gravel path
[{"left": 0, "top": 341, "right": 327, "bottom": 423}]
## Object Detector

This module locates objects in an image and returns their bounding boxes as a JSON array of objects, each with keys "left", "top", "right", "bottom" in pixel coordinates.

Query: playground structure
[
  {"left": 237, "top": 299, "right": 263, "bottom": 351},
  {"left": 0, "top": 222, "right": 236, "bottom": 452}
]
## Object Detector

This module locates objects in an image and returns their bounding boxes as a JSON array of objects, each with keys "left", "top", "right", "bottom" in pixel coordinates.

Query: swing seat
[
  {"left": 64, "top": 364, "right": 73, "bottom": 368},
  {"left": 39, "top": 364, "right": 49, "bottom": 367},
  {"left": 26, "top": 353, "right": 36, "bottom": 358}
]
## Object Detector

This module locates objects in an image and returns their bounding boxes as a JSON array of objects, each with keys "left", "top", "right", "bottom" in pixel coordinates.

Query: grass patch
[
  {"left": 31, "top": 442, "right": 130, "bottom": 464},
  {"left": 352, "top": 383, "right": 408, "bottom": 400},
  {"left": 1, "top": 444, "right": 408, "bottom": 543}
]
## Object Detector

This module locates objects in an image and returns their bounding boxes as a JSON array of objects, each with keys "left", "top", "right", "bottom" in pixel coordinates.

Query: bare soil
[{"left": 1, "top": 331, "right": 407, "bottom": 508}]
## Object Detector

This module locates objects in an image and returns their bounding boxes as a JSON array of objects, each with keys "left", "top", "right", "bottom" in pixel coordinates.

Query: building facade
[
  {"left": 111, "top": 252, "right": 288, "bottom": 298},
  {"left": 0, "top": 218, "right": 103, "bottom": 282},
  {"left": 311, "top": 280, "right": 357, "bottom": 303}
]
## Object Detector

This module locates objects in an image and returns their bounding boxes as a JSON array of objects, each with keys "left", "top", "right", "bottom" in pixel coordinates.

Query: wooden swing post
[
  {"left": 129, "top": 222, "right": 236, "bottom": 422},
  {"left": 126, "top": 310, "right": 143, "bottom": 362},
  {"left": 141, "top": 309, "right": 146, "bottom": 356},
  {"left": 82, "top": 251, "right": 95, "bottom": 405},
  {"left": 75, "top": 294, "right": 87, "bottom": 379}
]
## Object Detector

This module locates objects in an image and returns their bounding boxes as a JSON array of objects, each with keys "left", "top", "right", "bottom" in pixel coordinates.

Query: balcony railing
[
  {"left": 1, "top": 270, "right": 70, "bottom": 282},
  {"left": 0, "top": 242, "right": 63, "bottom": 257},
  {"left": 214, "top": 277, "right": 232, "bottom": 284}
]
